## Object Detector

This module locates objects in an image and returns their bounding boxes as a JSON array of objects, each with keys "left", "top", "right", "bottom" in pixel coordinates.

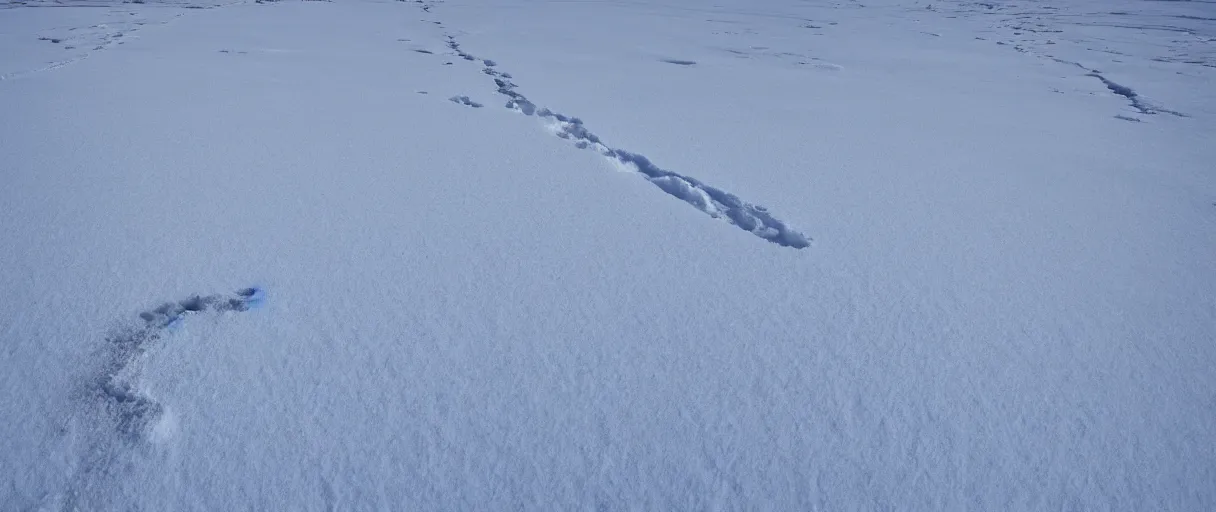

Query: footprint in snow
[{"left": 449, "top": 95, "right": 483, "bottom": 108}]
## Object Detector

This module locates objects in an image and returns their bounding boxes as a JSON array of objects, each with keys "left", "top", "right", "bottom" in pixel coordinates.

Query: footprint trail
[
  {"left": 55, "top": 287, "right": 265, "bottom": 509},
  {"left": 92, "top": 287, "right": 264, "bottom": 441},
  {"left": 441, "top": 33, "right": 810, "bottom": 249}
]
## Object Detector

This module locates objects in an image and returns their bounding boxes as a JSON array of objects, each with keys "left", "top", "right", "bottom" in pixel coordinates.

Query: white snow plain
[{"left": 2, "top": 0, "right": 1214, "bottom": 509}]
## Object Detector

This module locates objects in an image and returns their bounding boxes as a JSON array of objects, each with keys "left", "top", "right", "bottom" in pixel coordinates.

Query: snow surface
[{"left": 2, "top": 0, "right": 1214, "bottom": 509}]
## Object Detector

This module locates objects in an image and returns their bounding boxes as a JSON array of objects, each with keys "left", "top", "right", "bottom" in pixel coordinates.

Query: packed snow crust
[{"left": 2, "top": 0, "right": 1214, "bottom": 509}]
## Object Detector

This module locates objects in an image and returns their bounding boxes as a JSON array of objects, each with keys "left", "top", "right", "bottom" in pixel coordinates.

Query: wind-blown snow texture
[{"left": 2, "top": 0, "right": 1214, "bottom": 510}]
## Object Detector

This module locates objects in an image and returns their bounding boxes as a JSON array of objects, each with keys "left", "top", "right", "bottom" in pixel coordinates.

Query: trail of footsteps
[
  {"left": 51, "top": 287, "right": 265, "bottom": 508},
  {"left": 82, "top": 289, "right": 263, "bottom": 462},
  {"left": 91, "top": 287, "right": 264, "bottom": 441},
  {"left": 2, "top": 19, "right": 157, "bottom": 82},
  {"left": 1049, "top": 57, "right": 1187, "bottom": 117},
  {"left": 1, "top": 2, "right": 237, "bottom": 82},
  {"left": 958, "top": 2, "right": 1190, "bottom": 119},
  {"left": 444, "top": 36, "right": 810, "bottom": 249},
  {"left": 55, "top": 287, "right": 265, "bottom": 508},
  {"left": 1086, "top": 71, "right": 1187, "bottom": 117},
  {"left": 1048, "top": 57, "right": 1187, "bottom": 117}
]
